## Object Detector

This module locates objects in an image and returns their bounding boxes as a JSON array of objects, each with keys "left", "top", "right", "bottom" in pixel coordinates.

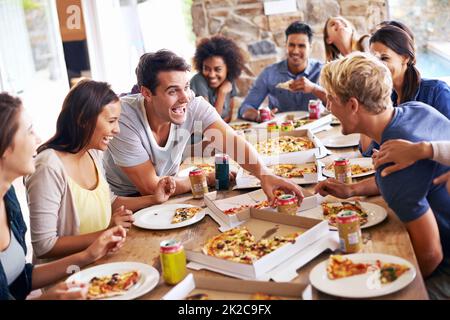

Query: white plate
[
  {"left": 322, "top": 158, "right": 375, "bottom": 178},
  {"left": 133, "top": 203, "right": 206, "bottom": 230},
  {"left": 66, "top": 262, "right": 159, "bottom": 300},
  {"left": 299, "top": 202, "right": 387, "bottom": 229},
  {"left": 322, "top": 133, "right": 360, "bottom": 148},
  {"left": 309, "top": 253, "right": 416, "bottom": 298},
  {"left": 274, "top": 110, "right": 308, "bottom": 122}
]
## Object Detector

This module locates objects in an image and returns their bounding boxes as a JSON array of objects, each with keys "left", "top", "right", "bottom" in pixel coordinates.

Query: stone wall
[{"left": 191, "top": 0, "right": 388, "bottom": 96}]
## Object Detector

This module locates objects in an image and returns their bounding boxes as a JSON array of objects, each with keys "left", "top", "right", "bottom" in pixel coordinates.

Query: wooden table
[{"left": 92, "top": 124, "right": 429, "bottom": 300}]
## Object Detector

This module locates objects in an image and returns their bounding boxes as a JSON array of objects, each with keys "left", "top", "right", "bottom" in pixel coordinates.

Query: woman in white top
[
  {"left": 0, "top": 92, "right": 126, "bottom": 300},
  {"left": 26, "top": 80, "right": 175, "bottom": 262}
]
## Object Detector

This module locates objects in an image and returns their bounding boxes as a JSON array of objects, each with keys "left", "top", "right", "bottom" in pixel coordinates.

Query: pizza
[
  {"left": 378, "top": 262, "right": 411, "bottom": 284},
  {"left": 223, "top": 200, "right": 271, "bottom": 215},
  {"left": 321, "top": 201, "right": 369, "bottom": 227},
  {"left": 230, "top": 123, "right": 252, "bottom": 131},
  {"left": 202, "top": 227, "right": 300, "bottom": 264},
  {"left": 327, "top": 255, "right": 374, "bottom": 280},
  {"left": 325, "top": 163, "right": 373, "bottom": 175},
  {"left": 292, "top": 118, "right": 314, "bottom": 128},
  {"left": 186, "top": 293, "right": 209, "bottom": 300},
  {"left": 171, "top": 207, "right": 202, "bottom": 224},
  {"left": 255, "top": 136, "right": 315, "bottom": 155},
  {"left": 276, "top": 79, "right": 293, "bottom": 91},
  {"left": 251, "top": 292, "right": 282, "bottom": 300},
  {"left": 87, "top": 270, "right": 140, "bottom": 299},
  {"left": 327, "top": 255, "right": 410, "bottom": 284},
  {"left": 195, "top": 163, "right": 215, "bottom": 174},
  {"left": 270, "top": 164, "right": 317, "bottom": 178}
]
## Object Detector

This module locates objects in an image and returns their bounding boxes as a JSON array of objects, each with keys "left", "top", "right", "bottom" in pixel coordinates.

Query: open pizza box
[
  {"left": 204, "top": 189, "right": 324, "bottom": 231},
  {"left": 234, "top": 157, "right": 325, "bottom": 190},
  {"left": 247, "top": 128, "right": 328, "bottom": 164},
  {"left": 254, "top": 113, "right": 332, "bottom": 132},
  {"left": 161, "top": 273, "right": 312, "bottom": 300},
  {"left": 184, "top": 206, "right": 338, "bottom": 281}
]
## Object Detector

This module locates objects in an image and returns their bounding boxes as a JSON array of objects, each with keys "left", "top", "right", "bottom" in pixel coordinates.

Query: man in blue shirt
[
  {"left": 238, "top": 22, "right": 326, "bottom": 121},
  {"left": 315, "top": 52, "right": 450, "bottom": 299}
]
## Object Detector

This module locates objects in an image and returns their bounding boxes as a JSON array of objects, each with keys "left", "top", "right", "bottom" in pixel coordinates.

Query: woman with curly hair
[
  {"left": 323, "top": 16, "right": 370, "bottom": 62},
  {"left": 191, "top": 35, "right": 245, "bottom": 123}
]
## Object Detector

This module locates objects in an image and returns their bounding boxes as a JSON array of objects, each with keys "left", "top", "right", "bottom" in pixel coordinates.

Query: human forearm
[
  {"left": 349, "top": 177, "right": 380, "bottom": 197},
  {"left": 214, "top": 91, "right": 227, "bottom": 116},
  {"left": 311, "top": 84, "right": 327, "bottom": 104},
  {"left": 32, "top": 250, "right": 92, "bottom": 289},
  {"left": 113, "top": 195, "right": 163, "bottom": 212},
  {"left": 38, "top": 233, "right": 102, "bottom": 259}
]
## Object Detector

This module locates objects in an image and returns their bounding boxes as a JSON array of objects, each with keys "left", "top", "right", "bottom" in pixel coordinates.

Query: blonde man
[{"left": 315, "top": 52, "right": 450, "bottom": 299}]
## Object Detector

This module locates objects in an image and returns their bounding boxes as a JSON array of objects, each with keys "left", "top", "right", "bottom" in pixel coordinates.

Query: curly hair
[{"left": 193, "top": 35, "right": 245, "bottom": 82}]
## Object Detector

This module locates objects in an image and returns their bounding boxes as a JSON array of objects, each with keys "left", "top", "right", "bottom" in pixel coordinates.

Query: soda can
[
  {"left": 258, "top": 106, "right": 272, "bottom": 122},
  {"left": 276, "top": 194, "right": 298, "bottom": 215},
  {"left": 189, "top": 168, "right": 208, "bottom": 199},
  {"left": 337, "top": 210, "right": 362, "bottom": 253},
  {"left": 267, "top": 121, "right": 279, "bottom": 133},
  {"left": 308, "top": 100, "right": 321, "bottom": 119},
  {"left": 215, "top": 153, "right": 229, "bottom": 190},
  {"left": 160, "top": 239, "right": 187, "bottom": 285},
  {"left": 334, "top": 158, "right": 352, "bottom": 184},
  {"left": 281, "top": 120, "right": 294, "bottom": 132}
]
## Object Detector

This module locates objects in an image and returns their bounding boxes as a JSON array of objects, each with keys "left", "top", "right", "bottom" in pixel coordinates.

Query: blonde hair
[
  {"left": 320, "top": 52, "right": 393, "bottom": 114},
  {"left": 323, "top": 16, "right": 369, "bottom": 62}
]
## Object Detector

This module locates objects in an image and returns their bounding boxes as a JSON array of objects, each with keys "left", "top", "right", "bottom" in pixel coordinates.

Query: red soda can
[
  {"left": 258, "top": 106, "right": 272, "bottom": 122},
  {"left": 308, "top": 100, "right": 321, "bottom": 119}
]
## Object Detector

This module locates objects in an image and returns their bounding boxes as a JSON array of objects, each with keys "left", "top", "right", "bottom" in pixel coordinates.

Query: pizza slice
[
  {"left": 276, "top": 79, "right": 293, "bottom": 91},
  {"left": 251, "top": 232, "right": 300, "bottom": 257},
  {"left": 195, "top": 163, "right": 215, "bottom": 174},
  {"left": 251, "top": 292, "right": 282, "bottom": 300},
  {"left": 171, "top": 207, "right": 202, "bottom": 224},
  {"left": 378, "top": 261, "right": 411, "bottom": 284},
  {"left": 186, "top": 293, "right": 209, "bottom": 300},
  {"left": 327, "top": 255, "right": 373, "bottom": 280},
  {"left": 230, "top": 123, "right": 252, "bottom": 131},
  {"left": 293, "top": 118, "right": 314, "bottom": 128},
  {"left": 223, "top": 200, "right": 271, "bottom": 215},
  {"left": 321, "top": 201, "right": 368, "bottom": 227},
  {"left": 87, "top": 270, "right": 140, "bottom": 299},
  {"left": 271, "top": 164, "right": 317, "bottom": 178}
]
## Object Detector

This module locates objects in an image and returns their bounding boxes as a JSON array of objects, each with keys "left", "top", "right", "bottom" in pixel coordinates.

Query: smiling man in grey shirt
[{"left": 103, "top": 50, "right": 304, "bottom": 203}]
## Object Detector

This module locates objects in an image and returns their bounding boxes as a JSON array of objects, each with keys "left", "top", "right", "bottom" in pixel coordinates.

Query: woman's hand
[
  {"left": 373, "top": 139, "right": 433, "bottom": 176},
  {"left": 37, "top": 281, "right": 88, "bottom": 300},
  {"left": 84, "top": 226, "right": 127, "bottom": 263},
  {"left": 154, "top": 176, "right": 176, "bottom": 203},
  {"left": 218, "top": 80, "right": 233, "bottom": 95},
  {"left": 110, "top": 205, "right": 134, "bottom": 230},
  {"left": 434, "top": 171, "right": 450, "bottom": 195}
]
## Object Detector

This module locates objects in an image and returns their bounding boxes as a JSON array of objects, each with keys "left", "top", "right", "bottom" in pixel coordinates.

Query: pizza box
[
  {"left": 184, "top": 207, "right": 334, "bottom": 280},
  {"left": 204, "top": 189, "right": 324, "bottom": 231},
  {"left": 256, "top": 113, "right": 333, "bottom": 133},
  {"left": 161, "top": 273, "right": 311, "bottom": 300},
  {"left": 234, "top": 158, "right": 324, "bottom": 189},
  {"left": 247, "top": 129, "right": 328, "bottom": 164}
]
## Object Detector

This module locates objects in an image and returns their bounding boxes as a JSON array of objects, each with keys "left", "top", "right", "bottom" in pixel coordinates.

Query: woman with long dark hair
[
  {"left": 0, "top": 92, "right": 127, "bottom": 300},
  {"left": 26, "top": 80, "right": 175, "bottom": 262},
  {"left": 360, "top": 24, "right": 450, "bottom": 156}
]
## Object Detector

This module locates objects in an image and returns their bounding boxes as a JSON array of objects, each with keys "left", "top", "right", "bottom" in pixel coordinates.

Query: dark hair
[
  {"left": 136, "top": 50, "right": 191, "bottom": 94},
  {"left": 376, "top": 20, "right": 414, "bottom": 42},
  {"left": 370, "top": 25, "right": 420, "bottom": 103},
  {"left": 193, "top": 35, "right": 245, "bottom": 82},
  {"left": 285, "top": 21, "right": 313, "bottom": 43},
  {"left": 38, "top": 80, "right": 118, "bottom": 154},
  {"left": 0, "top": 93, "right": 22, "bottom": 157}
]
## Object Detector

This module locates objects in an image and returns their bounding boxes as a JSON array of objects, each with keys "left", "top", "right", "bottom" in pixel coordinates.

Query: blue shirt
[
  {"left": 376, "top": 102, "right": 450, "bottom": 257},
  {"left": 190, "top": 73, "right": 237, "bottom": 119},
  {"left": 0, "top": 187, "right": 34, "bottom": 300},
  {"left": 361, "top": 78, "right": 450, "bottom": 157},
  {"left": 238, "top": 59, "right": 323, "bottom": 118}
]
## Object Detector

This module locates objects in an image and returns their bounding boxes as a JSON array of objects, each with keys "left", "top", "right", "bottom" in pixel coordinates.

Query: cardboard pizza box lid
[{"left": 161, "top": 273, "right": 310, "bottom": 300}]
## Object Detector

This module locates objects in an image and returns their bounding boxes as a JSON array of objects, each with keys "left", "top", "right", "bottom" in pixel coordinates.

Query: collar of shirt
[
  {"left": 278, "top": 59, "right": 314, "bottom": 79},
  {"left": 391, "top": 80, "right": 422, "bottom": 106}
]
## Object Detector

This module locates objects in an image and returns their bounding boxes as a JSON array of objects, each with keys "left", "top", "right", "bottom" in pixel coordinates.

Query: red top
[
  {"left": 160, "top": 239, "right": 183, "bottom": 253},
  {"left": 277, "top": 194, "right": 298, "bottom": 205},
  {"left": 189, "top": 168, "right": 205, "bottom": 176},
  {"left": 336, "top": 210, "right": 359, "bottom": 223},
  {"left": 334, "top": 158, "right": 349, "bottom": 166}
]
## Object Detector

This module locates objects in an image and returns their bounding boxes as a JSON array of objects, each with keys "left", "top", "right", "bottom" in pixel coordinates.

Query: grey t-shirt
[
  {"left": 0, "top": 230, "right": 25, "bottom": 285},
  {"left": 190, "top": 73, "right": 237, "bottom": 119},
  {"left": 103, "top": 94, "right": 221, "bottom": 196}
]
